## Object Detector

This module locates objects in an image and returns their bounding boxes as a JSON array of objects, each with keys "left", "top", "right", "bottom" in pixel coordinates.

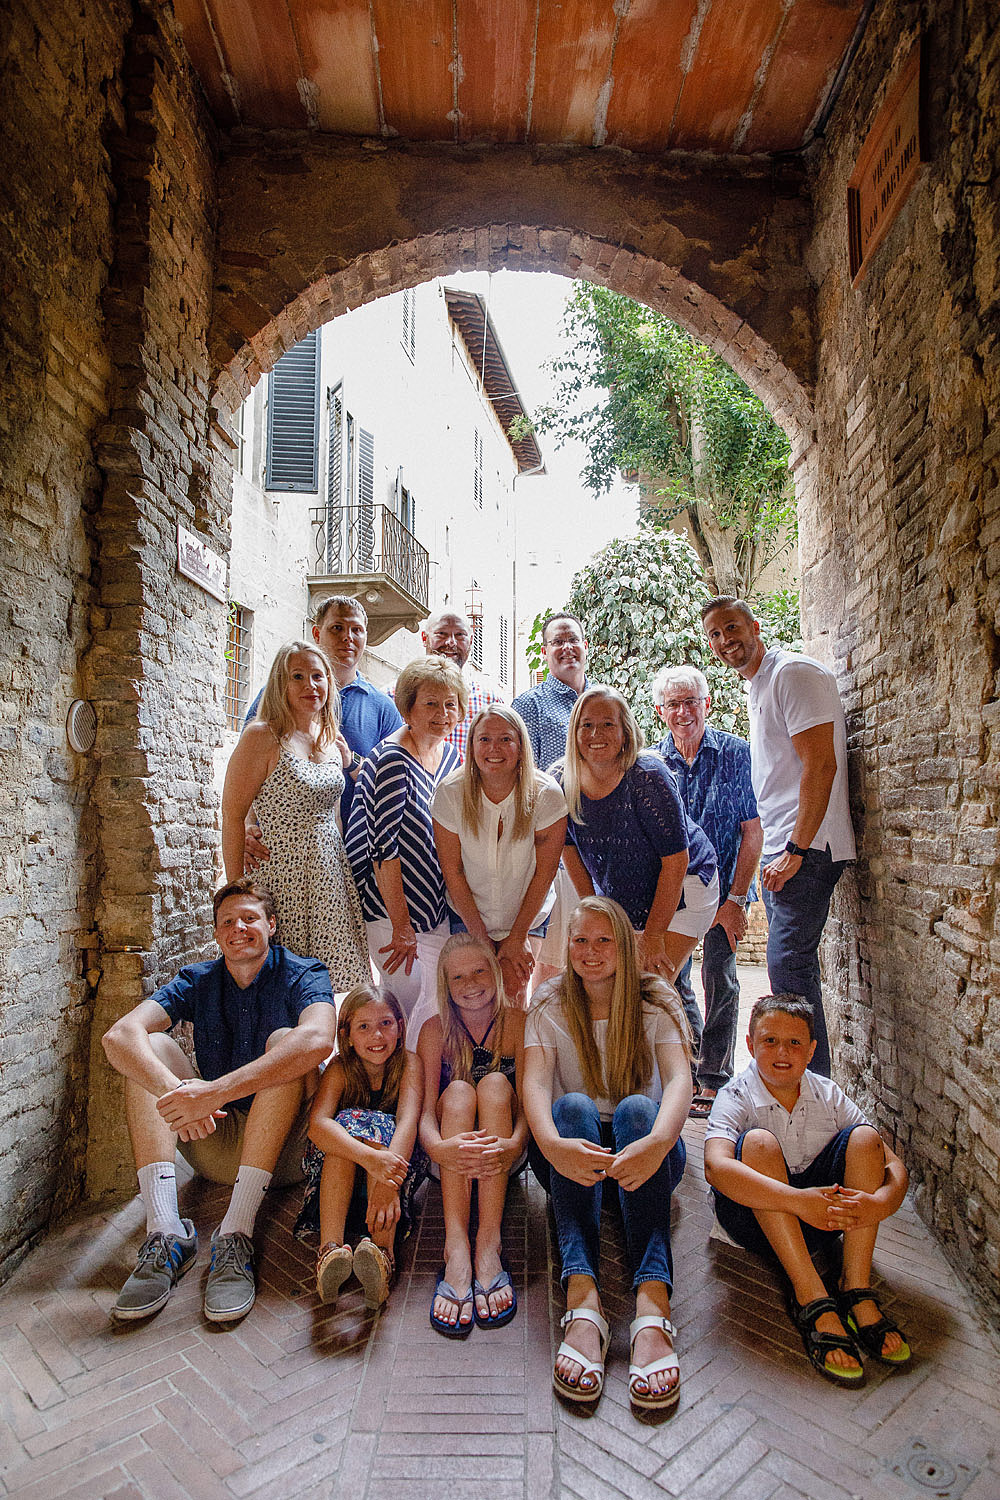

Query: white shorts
[
  {"left": 364, "top": 917, "right": 450, "bottom": 1043},
  {"left": 666, "top": 871, "right": 720, "bottom": 940}
]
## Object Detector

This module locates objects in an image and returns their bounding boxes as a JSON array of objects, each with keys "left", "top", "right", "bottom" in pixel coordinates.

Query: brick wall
[
  {"left": 806, "top": 0, "right": 1000, "bottom": 1318},
  {"left": 0, "top": 0, "right": 129, "bottom": 1284},
  {"left": 85, "top": 1, "right": 231, "bottom": 1199}
]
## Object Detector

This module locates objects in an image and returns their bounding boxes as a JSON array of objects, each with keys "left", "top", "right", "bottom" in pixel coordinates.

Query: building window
[
  {"left": 401, "top": 288, "right": 416, "bottom": 363},
  {"left": 499, "top": 614, "right": 509, "bottom": 686},
  {"left": 266, "top": 329, "right": 320, "bottom": 491},
  {"left": 235, "top": 398, "right": 247, "bottom": 476},
  {"left": 473, "top": 428, "right": 483, "bottom": 510},
  {"left": 225, "top": 604, "right": 253, "bottom": 731}
]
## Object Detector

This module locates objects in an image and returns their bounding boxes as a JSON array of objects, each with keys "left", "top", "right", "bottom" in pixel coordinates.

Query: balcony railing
[{"left": 309, "top": 503, "right": 430, "bottom": 608}]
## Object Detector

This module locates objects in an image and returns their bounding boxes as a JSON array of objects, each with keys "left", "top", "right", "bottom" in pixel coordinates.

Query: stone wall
[
  {"left": 806, "top": 0, "right": 1000, "bottom": 1320},
  {"left": 84, "top": 0, "right": 230, "bottom": 1200},
  {"left": 0, "top": 0, "right": 231, "bottom": 1277},
  {"left": 0, "top": 0, "right": 129, "bottom": 1284}
]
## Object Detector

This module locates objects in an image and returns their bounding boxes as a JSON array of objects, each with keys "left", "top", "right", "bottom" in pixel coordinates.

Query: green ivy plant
[{"left": 564, "top": 527, "right": 799, "bottom": 742}]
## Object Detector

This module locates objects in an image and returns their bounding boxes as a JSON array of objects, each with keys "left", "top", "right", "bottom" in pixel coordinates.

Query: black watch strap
[{"left": 784, "top": 840, "right": 808, "bottom": 857}]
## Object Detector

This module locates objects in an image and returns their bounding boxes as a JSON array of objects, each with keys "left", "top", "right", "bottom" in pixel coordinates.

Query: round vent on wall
[{"left": 66, "top": 699, "right": 97, "bottom": 754}]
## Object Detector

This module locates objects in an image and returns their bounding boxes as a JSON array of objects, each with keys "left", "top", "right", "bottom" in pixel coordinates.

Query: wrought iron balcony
[{"left": 307, "top": 504, "right": 430, "bottom": 647}]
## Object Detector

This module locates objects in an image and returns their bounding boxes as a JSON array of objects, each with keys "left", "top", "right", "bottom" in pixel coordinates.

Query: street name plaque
[{"left": 847, "top": 43, "right": 923, "bottom": 285}]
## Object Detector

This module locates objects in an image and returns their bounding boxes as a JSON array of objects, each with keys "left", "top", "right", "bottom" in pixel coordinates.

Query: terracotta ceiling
[{"left": 173, "top": 0, "right": 867, "bottom": 156}]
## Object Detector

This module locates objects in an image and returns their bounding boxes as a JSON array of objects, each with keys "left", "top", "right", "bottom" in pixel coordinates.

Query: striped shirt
[{"left": 345, "top": 739, "right": 460, "bottom": 931}]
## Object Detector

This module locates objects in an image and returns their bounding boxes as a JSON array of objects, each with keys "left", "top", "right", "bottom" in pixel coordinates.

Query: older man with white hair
[{"left": 652, "top": 664, "right": 762, "bottom": 1117}]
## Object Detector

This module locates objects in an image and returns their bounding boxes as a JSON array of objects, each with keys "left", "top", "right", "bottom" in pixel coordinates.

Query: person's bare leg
[
  {"left": 238, "top": 1028, "right": 309, "bottom": 1172},
  {"left": 556, "top": 1274, "right": 604, "bottom": 1392},
  {"left": 318, "top": 1152, "right": 357, "bottom": 1247},
  {"left": 741, "top": 1129, "right": 860, "bottom": 1374},
  {"left": 472, "top": 1072, "right": 514, "bottom": 1320},
  {"left": 434, "top": 1080, "right": 477, "bottom": 1330},
  {"left": 631, "top": 1280, "right": 677, "bottom": 1399},
  {"left": 124, "top": 1033, "right": 197, "bottom": 1168},
  {"left": 660, "top": 931, "right": 698, "bottom": 984},
  {"left": 838, "top": 1125, "right": 903, "bottom": 1357}
]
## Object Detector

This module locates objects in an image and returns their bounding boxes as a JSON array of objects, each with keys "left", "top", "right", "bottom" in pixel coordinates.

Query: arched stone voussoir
[{"left": 211, "top": 138, "right": 816, "bottom": 447}]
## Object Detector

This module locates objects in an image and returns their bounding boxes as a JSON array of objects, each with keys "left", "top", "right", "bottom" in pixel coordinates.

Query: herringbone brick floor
[{"left": 2, "top": 971, "right": 998, "bottom": 1499}]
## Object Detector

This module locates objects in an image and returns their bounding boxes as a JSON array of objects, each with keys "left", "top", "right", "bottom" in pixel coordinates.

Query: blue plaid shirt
[
  {"left": 511, "top": 674, "right": 587, "bottom": 770},
  {"left": 654, "top": 726, "right": 759, "bottom": 902}
]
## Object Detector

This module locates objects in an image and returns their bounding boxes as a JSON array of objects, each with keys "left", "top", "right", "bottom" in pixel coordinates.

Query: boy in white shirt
[{"left": 704, "top": 995, "right": 911, "bottom": 1385}]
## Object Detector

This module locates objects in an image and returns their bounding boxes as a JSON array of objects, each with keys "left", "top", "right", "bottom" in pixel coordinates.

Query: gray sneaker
[
  {"left": 204, "top": 1230, "right": 256, "bottom": 1323},
  {"left": 113, "top": 1221, "right": 198, "bottom": 1320}
]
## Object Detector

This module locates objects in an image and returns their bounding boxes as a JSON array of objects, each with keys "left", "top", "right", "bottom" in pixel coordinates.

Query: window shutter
[
  {"left": 324, "top": 387, "right": 343, "bottom": 570},
  {"left": 266, "top": 330, "right": 320, "bottom": 491},
  {"left": 474, "top": 429, "right": 483, "bottom": 510},
  {"left": 359, "top": 427, "right": 375, "bottom": 568},
  {"left": 401, "top": 288, "right": 416, "bottom": 362},
  {"left": 499, "top": 615, "right": 509, "bottom": 686}
]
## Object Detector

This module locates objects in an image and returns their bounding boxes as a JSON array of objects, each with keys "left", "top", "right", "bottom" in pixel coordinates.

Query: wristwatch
[
  {"left": 726, "top": 892, "right": 751, "bottom": 909},
  {"left": 784, "top": 840, "right": 808, "bottom": 857},
  {"left": 350, "top": 751, "right": 363, "bottom": 773}
]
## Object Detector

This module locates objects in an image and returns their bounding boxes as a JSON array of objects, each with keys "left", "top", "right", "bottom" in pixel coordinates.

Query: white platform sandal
[
  {"left": 628, "top": 1315, "right": 680, "bottom": 1410},
  {"left": 553, "top": 1306, "right": 610, "bottom": 1404}
]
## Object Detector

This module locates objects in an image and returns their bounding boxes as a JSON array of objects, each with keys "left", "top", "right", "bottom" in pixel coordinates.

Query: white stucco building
[{"left": 224, "top": 278, "right": 543, "bottom": 736}]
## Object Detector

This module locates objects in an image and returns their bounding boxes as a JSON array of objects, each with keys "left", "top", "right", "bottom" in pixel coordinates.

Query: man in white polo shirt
[{"left": 702, "top": 598, "right": 856, "bottom": 1075}]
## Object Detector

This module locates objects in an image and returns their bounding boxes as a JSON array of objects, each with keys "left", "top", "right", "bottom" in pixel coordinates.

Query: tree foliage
[
  {"left": 564, "top": 528, "right": 799, "bottom": 742},
  {"left": 532, "top": 285, "right": 797, "bottom": 599}
]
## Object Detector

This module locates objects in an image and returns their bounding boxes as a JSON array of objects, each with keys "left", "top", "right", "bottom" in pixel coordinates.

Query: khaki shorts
[{"left": 177, "top": 1101, "right": 311, "bottom": 1189}]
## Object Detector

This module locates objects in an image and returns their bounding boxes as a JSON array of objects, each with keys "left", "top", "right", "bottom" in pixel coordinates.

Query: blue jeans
[
  {"left": 675, "top": 922, "right": 740, "bottom": 1093},
  {"left": 762, "top": 847, "right": 847, "bottom": 1078},
  {"left": 712, "top": 1125, "right": 864, "bottom": 1258},
  {"left": 530, "top": 1093, "right": 686, "bottom": 1292}
]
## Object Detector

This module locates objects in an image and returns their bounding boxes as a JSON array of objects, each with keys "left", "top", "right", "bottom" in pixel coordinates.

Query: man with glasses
[{"left": 652, "top": 665, "right": 762, "bottom": 1115}]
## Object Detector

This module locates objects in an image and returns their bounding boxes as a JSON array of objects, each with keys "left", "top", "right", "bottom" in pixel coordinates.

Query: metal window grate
[{"left": 225, "top": 604, "right": 253, "bottom": 731}]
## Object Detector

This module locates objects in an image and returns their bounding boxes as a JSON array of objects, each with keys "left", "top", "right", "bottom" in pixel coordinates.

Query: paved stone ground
[{"left": 1, "top": 968, "right": 998, "bottom": 1500}]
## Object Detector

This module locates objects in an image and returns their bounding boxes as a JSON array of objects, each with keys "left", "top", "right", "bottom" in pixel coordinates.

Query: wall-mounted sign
[
  {"left": 176, "top": 523, "right": 227, "bottom": 602},
  {"left": 847, "top": 42, "right": 923, "bottom": 285}
]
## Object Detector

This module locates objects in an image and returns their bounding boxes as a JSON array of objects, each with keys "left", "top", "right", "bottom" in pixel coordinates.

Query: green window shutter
[{"left": 266, "top": 330, "right": 320, "bottom": 491}]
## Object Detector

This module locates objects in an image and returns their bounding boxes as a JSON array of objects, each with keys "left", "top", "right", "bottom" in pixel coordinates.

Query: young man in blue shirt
[{"left": 102, "top": 880, "right": 336, "bottom": 1324}]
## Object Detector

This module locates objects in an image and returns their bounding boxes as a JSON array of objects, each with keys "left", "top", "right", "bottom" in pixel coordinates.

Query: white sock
[
  {"left": 219, "top": 1165, "right": 272, "bottom": 1238},
  {"left": 137, "top": 1162, "right": 186, "bottom": 1238}
]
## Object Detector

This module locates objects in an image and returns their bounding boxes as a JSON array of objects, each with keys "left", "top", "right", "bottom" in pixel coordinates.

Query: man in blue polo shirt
[
  {"left": 102, "top": 880, "right": 336, "bottom": 1325},
  {"left": 652, "top": 665, "right": 763, "bottom": 1116}
]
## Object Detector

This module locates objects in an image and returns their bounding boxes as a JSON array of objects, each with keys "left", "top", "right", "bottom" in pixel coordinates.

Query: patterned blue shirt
[
  {"left": 151, "top": 944, "right": 334, "bottom": 1111},
  {"left": 345, "top": 739, "right": 461, "bottom": 930},
  {"left": 561, "top": 753, "right": 717, "bottom": 929},
  {"left": 511, "top": 674, "right": 588, "bottom": 770},
  {"left": 654, "top": 726, "right": 759, "bottom": 902}
]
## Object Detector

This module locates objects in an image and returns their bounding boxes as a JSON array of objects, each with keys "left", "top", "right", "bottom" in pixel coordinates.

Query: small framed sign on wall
[{"left": 847, "top": 42, "right": 924, "bottom": 285}]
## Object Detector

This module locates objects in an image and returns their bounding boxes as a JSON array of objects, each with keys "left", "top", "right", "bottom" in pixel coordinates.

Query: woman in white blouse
[{"left": 431, "top": 706, "right": 567, "bottom": 1004}]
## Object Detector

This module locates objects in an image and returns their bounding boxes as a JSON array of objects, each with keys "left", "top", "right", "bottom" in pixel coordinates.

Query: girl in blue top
[{"left": 559, "top": 686, "right": 719, "bottom": 984}]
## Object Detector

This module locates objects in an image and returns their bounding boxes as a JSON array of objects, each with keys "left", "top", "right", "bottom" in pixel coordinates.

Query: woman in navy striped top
[{"left": 346, "top": 655, "right": 468, "bottom": 1031}]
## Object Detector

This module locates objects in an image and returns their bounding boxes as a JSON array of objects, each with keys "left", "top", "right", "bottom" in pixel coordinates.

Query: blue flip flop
[
  {"left": 430, "top": 1269, "right": 474, "bottom": 1338},
  {"left": 473, "top": 1264, "right": 517, "bottom": 1329}
]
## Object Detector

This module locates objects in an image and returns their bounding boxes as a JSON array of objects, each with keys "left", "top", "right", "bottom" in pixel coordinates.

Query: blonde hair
[
  {"left": 435, "top": 934, "right": 512, "bottom": 1084},
  {"left": 562, "top": 686, "right": 644, "bottom": 823},
  {"left": 461, "top": 705, "right": 539, "bottom": 841},
  {"left": 256, "top": 641, "right": 341, "bottom": 751},
  {"left": 394, "top": 654, "right": 469, "bottom": 722},
  {"left": 537, "top": 896, "right": 691, "bottom": 1101},
  {"left": 335, "top": 985, "right": 407, "bottom": 1110}
]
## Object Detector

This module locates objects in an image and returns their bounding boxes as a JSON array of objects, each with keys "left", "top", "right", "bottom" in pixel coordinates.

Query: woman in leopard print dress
[{"left": 222, "top": 641, "right": 369, "bottom": 991}]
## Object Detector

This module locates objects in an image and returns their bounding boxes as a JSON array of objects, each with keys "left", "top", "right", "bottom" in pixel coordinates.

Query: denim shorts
[{"left": 711, "top": 1124, "right": 866, "bottom": 1258}]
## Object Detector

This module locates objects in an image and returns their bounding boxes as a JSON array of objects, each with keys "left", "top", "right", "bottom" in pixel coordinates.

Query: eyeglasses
[{"left": 659, "top": 697, "right": 704, "bottom": 711}]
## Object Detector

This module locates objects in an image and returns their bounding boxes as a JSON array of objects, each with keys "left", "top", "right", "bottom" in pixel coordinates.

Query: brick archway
[{"left": 210, "top": 141, "right": 816, "bottom": 453}]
